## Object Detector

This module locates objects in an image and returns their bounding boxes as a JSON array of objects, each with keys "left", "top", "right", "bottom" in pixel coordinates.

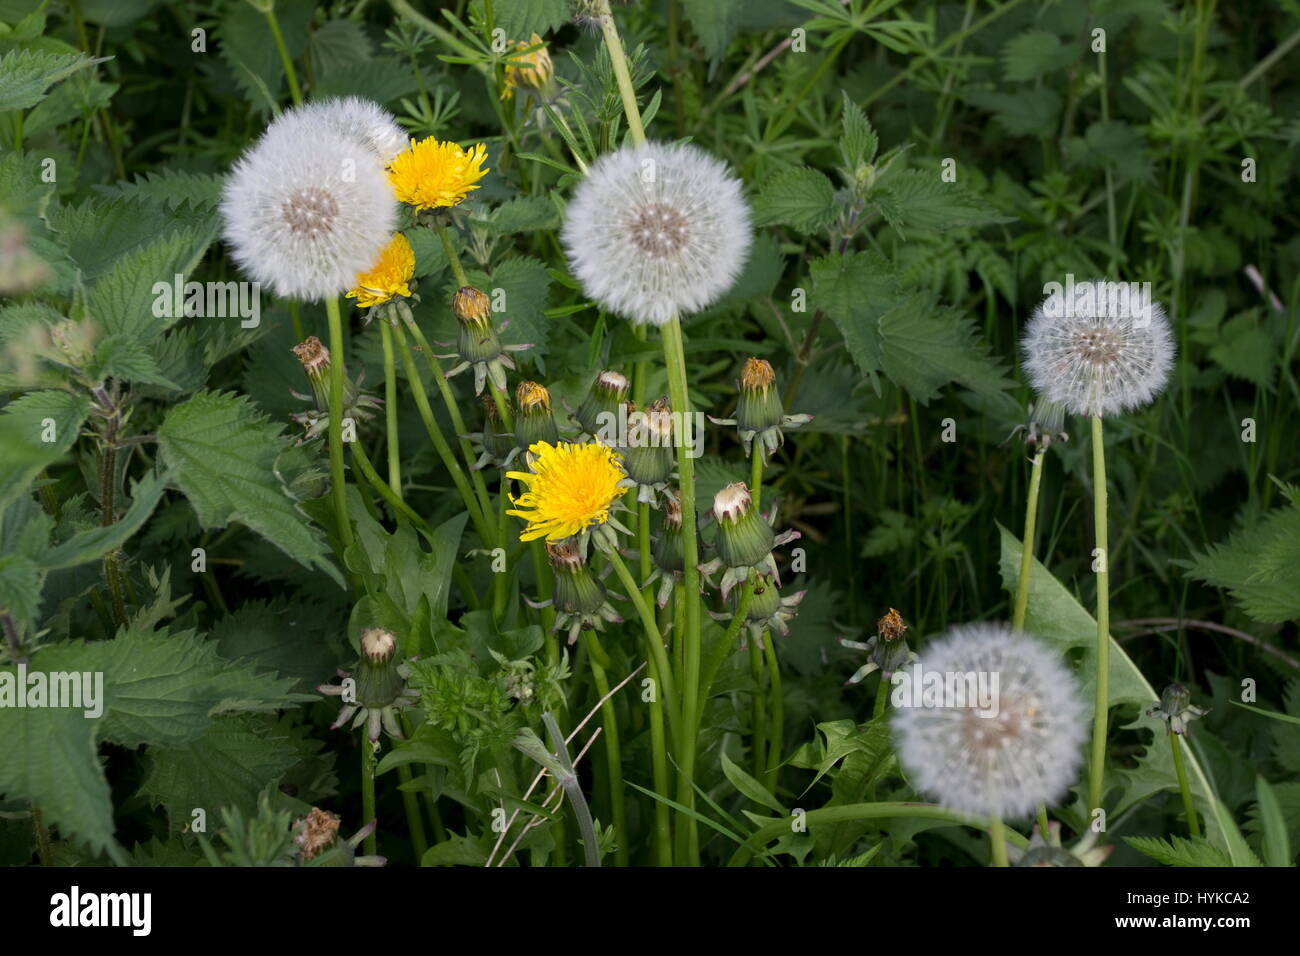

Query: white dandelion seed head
[
  {"left": 270, "top": 96, "right": 409, "bottom": 164},
  {"left": 220, "top": 118, "right": 398, "bottom": 302},
  {"left": 891, "top": 622, "right": 1087, "bottom": 821},
  {"left": 1021, "top": 279, "right": 1176, "bottom": 418},
  {"left": 561, "top": 140, "right": 753, "bottom": 327}
]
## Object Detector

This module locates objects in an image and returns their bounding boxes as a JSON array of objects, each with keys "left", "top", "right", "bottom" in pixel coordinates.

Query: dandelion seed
[
  {"left": 221, "top": 117, "right": 398, "bottom": 301},
  {"left": 387, "top": 137, "right": 490, "bottom": 210},
  {"left": 274, "top": 96, "right": 409, "bottom": 164},
  {"left": 1021, "top": 280, "right": 1175, "bottom": 418},
  {"left": 561, "top": 141, "right": 752, "bottom": 326},
  {"left": 892, "top": 622, "right": 1087, "bottom": 820}
]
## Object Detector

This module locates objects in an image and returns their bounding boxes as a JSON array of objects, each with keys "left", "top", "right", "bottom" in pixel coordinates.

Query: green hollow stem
[
  {"left": 1170, "top": 730, "right": 1200, "bottom": 837},
  {"left": 763, "top": 637, "right": 783, "bottom": 792},
  {"left": 351, "top": 441, "right": 428, "bottom": 531},
  {"left": 392, "top": 321, "right": 493, "bottom": 543},
  {"left": 379, "top": 320, "right": 402, "bottom": 497},
  {"left": 596, "top": 1, "right": 647, "bottom": 146},
  {"left": 263, "top": 7, "right": 302, "bottom": 106},
  {"left": 748, "top": 639, "right": 767, "bottom": 782},
  {"left": 324, "top": 297, "right": 355, "bottom": 550},
  {"left": 606, "top": 549, "right": 678, "bottom": 743},
  {"left": 396, "top": 762, "right": 428, "bottom": 860},
  {"left": 645, "top": 646, "right": 673, "bottom": 866},
  {"left": 1089, "top": 416, "right": 1110, "bottom": 814},
  {"left": 989, "top": 817, "right": 1009, "bottom": 867},
  {"left": 436, "top": 222, "right": 472, "bottom": 287},
  {"left": 700, "top": 579, "right": 754, "bottom": 712},
  {"left": 288, "top": 300, "right": 304, "bottom": 341},
  {"left": 1011, "top": 450, "right": 1045, "bottom": 633},
  {"left": 542, "top": 712, "right": 600, "bottom": 867},
  {"left": 492, "top": 479, "right": 510, "bottom": 623},
  {"left": 729, "top": 802, "right": 1028, "bottom": 867},
  {"left": 361, "top": 741, "right": 377, "bottom": 856},
  {"left": 583, "top": 632, "right": 629, "bottom": 866},
  {"left": 400, "top": 315, "right": 497, "bottom": 534},
  {"left": 660, "top": 318, "right": 704, "bottom": 865}
]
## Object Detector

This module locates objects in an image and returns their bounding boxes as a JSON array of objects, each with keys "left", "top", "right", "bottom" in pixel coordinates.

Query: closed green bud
[
  {"left": 575, "top": 369, "right": 630, "bottom": 436},
  {"left": 515, "top": 381, "right": 560, "bottom": 448},
  {"left": 714, "top": 482, "right": 775, "bottom": 569}
]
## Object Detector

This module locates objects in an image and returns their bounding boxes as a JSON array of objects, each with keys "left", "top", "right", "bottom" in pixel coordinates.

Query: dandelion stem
[
  {"left": 361, "top": 740, "right": 378, "bottom": 856},
  {"left": 646, "top": 647, "right": 674, "bottom": 865},
  {"left": 351, "top": 440, "right": 428, "bottom": 531},
  {"left": 492, "top": 480, "right": 510, "bottom": 623},
  {"left": 763, "top": 637, "right": 783, "bottom": 792},
  {"left": 324, "top": 297, "right": 356, "bottom": 550},
  {"left": 436, "top": 222, "right": 471, "bottom": 288},
  {"left": 379, "top": 320, "right": 402, "bottom": 497},
  {"left": 1170, "top": 730, "right": 1200, "bottom": 837},
  {"left": 606, "top": 548, "right": 679, "bottom": 748},
  {"left": 262, "top": 7, "right": 302, "bottom": 106},
  {"left": 595, "top": 1, "right": 647, "bottom": 147},
  {"left": 1011, "top": 450, "right": 1045, "bottom": 633},
  {"left": 1088, "top": 415, "right": 1110, "bottom": 815},
  {"left": 748, "top": 638, "right": 767, "bottom": 781},
  {"left": 989, "top": 817, "right": 1009, "bottom": 867},
  {"left": 583, "top": 631, "right": 629, "bottom": 866},
  {"left": 396, "top": 762, "right": 428, "bottom": 860},
  {"left": 392, "top": 320, "right": 494, "bottom": 544},
  {"left": 660, "top": 316, "right": 703, "bottom": 865},
  {"left": 750, "top": 441, "right": 765, "bottom": 512}
]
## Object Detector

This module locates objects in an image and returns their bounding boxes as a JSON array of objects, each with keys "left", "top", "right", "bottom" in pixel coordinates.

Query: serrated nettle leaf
[
  {"left": 157, "top": 390, "right": 344, "bottom": 588},
  {"left": 0, "top": 390, "right": 91, "bottom": 511},
  {"left": 491, "top": 0, "right": 570, "bottom": 40},
  {"left": 1001, "top": 30, "right": 1080, "bottom": 82},
  {"left": 752, "top": 166, "right": 837, "bottom": 235},
  {"left": 89, "top": 226, "right": 216, "bottom": 343},
  {"left": 0, "top": 48, "right": 110, "bottom": 111},
  {"left": 839, "top": 90, "right": 878, "bottom": 168},
  {"left": 681, "top": 0, "right": 742, "bottom": 63},
  {"left": 40, "top": 469, "right": 168, "bottom": 569},
  {"left": 871, "top": 168, "right": 1013, "bottom": 237},
  {"left": 1124, "top": 834, "right": 1233, "bottom": 867}
]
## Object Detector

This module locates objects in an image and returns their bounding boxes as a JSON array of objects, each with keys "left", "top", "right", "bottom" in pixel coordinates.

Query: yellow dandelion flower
[
  {"left": 507, "top": 441, "right": 627, "bottom": 542},
  {"left": 346, "top": 233, "right": 415, "bottom": 308},
  {"left": 387, "top": 138, "right": 489, "bottom": 210}
]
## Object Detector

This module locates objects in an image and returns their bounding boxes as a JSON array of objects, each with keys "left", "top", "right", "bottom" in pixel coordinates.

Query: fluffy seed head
[
  {"left": 273, "top": 97, "right": 409, "bottom": 164},
  {"left": 221, "top": 115, "right": 398, "bottom": 302},
  {"left": 892, "top": 623, "right": 1087, "bottom": 820},
  {"left": 1021, "top": 280, "right": 1175, "bottom": 418},
  {"left": 561, "top": 141, "right": 752, "bottom": 326}
]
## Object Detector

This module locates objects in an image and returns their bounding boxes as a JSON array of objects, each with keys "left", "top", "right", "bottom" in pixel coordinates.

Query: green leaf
[
  {"left": 1254, "top": 776, "right": 1291, "bottom": 867},
  {"left": 157, "top": 390, "right": 343, "bottom": 587},
  {"left": 1124, "top": 834, "right": 1232, "bottom": 867},
  {"left": 872, "top": 168, "right": 1012, "bottom": 238},
  {"left": 491, "top": 0, "right": 569, "bottom": 39},
  {"left": 312, "top": 55, "right": 420, "bottom": 104},
  {"left": 0, "top": 48, "right": 107, "bottom": 111},
  {"left": 97, "top": 624, "right": 305, "bottom": 750},
  {"left": 720, "top": 752, "right": 785, "bottom": 813},
  {"left": 753, "top": 167, "right": 837, "bottom": 235},
  {"left": 467, "top": 255, "right": 551, "bottom": 358},
  {"left": 141, "top": 715, "right": 301, "bottom": 832},
  {"left": 89, "top": 226, "right": 215, "bottom": 344},
  {"left": 839, "top": 90, "right": 877, "bottom": 168},
  {"left": 1001, "top": 30, "right": 1080, "bottom": 82},
  {"left": 0, "top": 390, "right": 90, "bottom": 511},
  {"left": 999, "top": 525, "right": 1257, "bottom": 864},
  {"left": 93, "top": 169, "right": 225, "bottom": 211},
  {"left": 216, "top": 0, "right": 313, "bottom": 113},
  {"left": 1187, "top": 502, "right": 1300, "bottom": 623},
  {"left": 681, "top": 0, "right": 741, "bottom": 62},
  {"left": 876, "top": 295, "right": 1011, "bottom": 402},
  {"left": 41, "top": 469, "right": 168, "bottom": 569}
]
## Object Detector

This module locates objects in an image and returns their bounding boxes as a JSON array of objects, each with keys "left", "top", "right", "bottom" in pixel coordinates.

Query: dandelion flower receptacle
[
  {"left": 317, "top": 627, "right": 420, "bottom": 743},
  {"left": 441, "top": 286, "right": 532, "bottom": 395},
  {"left": 710, "top": 357, "right": 812, "bottom": 463},
  {"left": 388, "top": 137, "right": 490, "bottom": 211},
  {"left": 221, "top": 109, "right": 398, "bottom": 302},
  {"left": 841, "top": 608, "right": 918, "bottom": 685},
  {"left": 561, "top": 141, "right": 753, "bottom": 326},
  {"left": 699, "top": 482, "right": 800, "bottom": 600},
  {"left": 891, "top": 622, "right": 1088, "bottom": 821},
  {"left": 507, "top": 440, "right": 631, "bottom": 551}
]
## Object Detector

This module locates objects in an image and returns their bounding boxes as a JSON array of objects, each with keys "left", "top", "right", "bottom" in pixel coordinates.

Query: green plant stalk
[
  {"left": 700, "top": 579, "right": 754, "bottom": 712},
  {"left": 989, "top": 817, "right": 1009, "bottom": 867},
  {"left": 379, "top": 320, "right": 402, "bottom": 496},
  {"left": 324, "top": 298, "right": 356, "bottom": 550},
  {"left": 1012, "top": 450, "right": 1045, "bottom": 632},
  {"left": 263, "top": 7, "right": 303, "bottom": 105},
  {"left": 288, "top": 300, "right": 304, "bottom": 341},
  {"left": 396, "top": 762, "right": 429, "bottom": 860},
  {"left": 1170, "top": 730, "right": 1200, "bottom": 837},
  {"left": 645, "top": 647, "right": 673, "bottom": 866},
  {"left": 607, "top": 549, "right": 679, "bottom": 748},
  {"left": 750, "top": 442, "right": 765, "bottom": 512},
  {"left": 31, "top": 805, "right": 52, "bottom": 866},
  {"left": 542, "top": 712, "right": 600, "bottom": 867},
  {"left": 729, "top": 802, "right": 1028, "bottom": 866},
  {"left": 1088, "top": 415, "right": 1110, "bottom": 814},
  {"left": 763, "top": 637, "right": 783, "bottom": 792},
  {"left": 873, "top": 673, "right": 890, "bottom": 719},
  {"left": 392, "top": 321, "right": 494, "bottom": 543},
  {"left": 361, "top": 740, "right": 377, "bottom": 856},
  {"left": 748, "top": 639, "right": 767, "bottom": 781},
  {"left": 351, "top": 441, "right": 428, "bottom": 530},
  {"left": 596, "top": 1, "right": 647, "bottom": 146},
  {"left": 400, "top": 315, "right": 497, "bottom": 533},
  {"left": 584, "top": 632, "right": 629, "bottom": 866},
  {"left": 492, "top": 480, "right": 510, "bottom": 623},
  {"left": 661, "top": 318, "right": 704, "bottom": 865}
]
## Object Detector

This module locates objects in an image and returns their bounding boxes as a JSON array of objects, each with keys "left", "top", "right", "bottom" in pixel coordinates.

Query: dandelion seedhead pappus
[
  {"left": 892, "top": 622, "right": 1087, "bottom": 821},
  {"left": 221, "top": 110, "right": 399, "bottom": 302},
  {"left": 561, "top": 141, "right": 753, "bottom": 326},
  {"left": 1022, "top": 279, "right": 1175, "bottom": 418}
]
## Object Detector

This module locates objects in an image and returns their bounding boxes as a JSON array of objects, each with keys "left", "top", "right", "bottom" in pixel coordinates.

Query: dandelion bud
[
  {"left": 290, "top": 337, "right": 382, "bottom": 442},
  {"left": 575, "top": 369, "right": 630, "bottom": 436},
  {"left": 291, "top": 336, "right": 332, "bottom": 409},
  {"left": 653, "top": 495, "right": 685, "bottom": 575},
  {"left": 294, "top": 807, "right": 341, "bottom": 862},
  {"left": 546, "top": 540, "right": 622, "bottom": 644},
  {"left": 622, "top": 398, "right": 675, "bottom": 501},
  {"left": 453, "top": 285, "right": 493, "bottom": 328},
  {"left": 514, "top": 381, "right": 560, "bottom": 448},
  {"left": 502, "top": 33, "right": 555, "bottom": 102},
  {"left": 711, "top": 357, "right": 812, "bottom": 462},
  {"left": 714, "top": 482, "right": 775, "bottom": 569},
  {"left": 1147, "top": 682, "right": 1208, "bottom": 736},
  {"left": 472, "top": 393, "right": 516, "bottom": 468},
  {"left": 319, "top": 627, "right": 419, "bottom": 742},
  {"left": 442, "top": 285, "right": 531, "bottom": 394}
]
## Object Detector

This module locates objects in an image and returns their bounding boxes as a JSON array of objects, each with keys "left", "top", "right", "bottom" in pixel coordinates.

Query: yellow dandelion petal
[
  {"left": 346, "top": 233, "right": 415, "bottom": 308},
  {"left": 506, "top": 441, "right": 627, "bottom": 543},
  {"left": 387, "top": 138, "right": 490, "bottom": 211}
]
